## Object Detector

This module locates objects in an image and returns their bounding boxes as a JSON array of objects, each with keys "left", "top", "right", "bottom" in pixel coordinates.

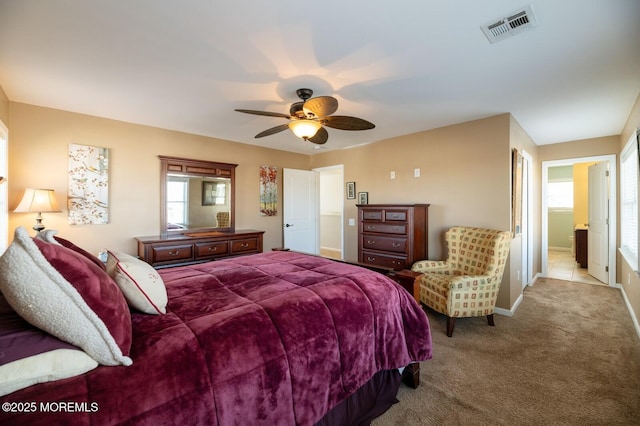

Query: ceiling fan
[{"left": 235, "top": 88, "right": 375, "bottom": 145}]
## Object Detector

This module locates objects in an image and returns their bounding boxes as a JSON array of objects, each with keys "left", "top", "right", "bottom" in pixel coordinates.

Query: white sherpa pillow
[
  {"left": 0, "top": 348, "right": 98, "bottom": 397},
  {"left": 106, "top": 251, "right": 168, "bottom": 314},
  {"left": 0, "top": 227, "right": 132, "bottom": 366}
]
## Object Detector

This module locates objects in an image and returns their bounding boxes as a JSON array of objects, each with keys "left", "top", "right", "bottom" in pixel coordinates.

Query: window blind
[{"left": 620, "top": 129, "right": 640, "bottom": 271}]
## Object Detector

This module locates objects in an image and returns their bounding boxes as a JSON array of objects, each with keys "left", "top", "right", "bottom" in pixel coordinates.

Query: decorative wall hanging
[
  {"left": 358, "top": 192, "right": 369, "bottom": 205},
  {"left": 259, "top": 165, "right": 277, "bottom": 216},
  {"left": 512, "top": 148, "right": 523, "bottom": 235},
  {"left": 346, "top": 182, "right": 355, "bottom": 199},
  {"left": 68, "top": 143, "right": 109, "bottom": 225}
]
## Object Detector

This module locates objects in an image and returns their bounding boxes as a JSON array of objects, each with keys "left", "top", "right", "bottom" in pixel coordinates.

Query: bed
[{"left": 0, "top": 226, "right": 432, "bottom": 425}]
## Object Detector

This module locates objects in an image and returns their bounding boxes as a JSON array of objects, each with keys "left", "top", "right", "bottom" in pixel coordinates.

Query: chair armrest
[
  {"left": 412, "top": 260, "right": 453, "bottom": 273},
  {"left": 448, "top": 274, "right": 493, "bottom": 289}
]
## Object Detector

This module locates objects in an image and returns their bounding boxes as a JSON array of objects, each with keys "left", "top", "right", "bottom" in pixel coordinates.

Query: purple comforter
[{"left": 1, "top": 251, "right": 432, "bottom": 425}]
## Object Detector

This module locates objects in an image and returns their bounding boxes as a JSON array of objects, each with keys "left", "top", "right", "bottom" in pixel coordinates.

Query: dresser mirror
[{"left": 160, "top": 156, "right": 237, "bottom": 235}]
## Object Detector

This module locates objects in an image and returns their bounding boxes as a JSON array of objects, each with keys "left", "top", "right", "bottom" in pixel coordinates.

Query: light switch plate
[
  {"left": 348, "top": 218, "right": 355, "bottom": 226},
  {"left": 414, "top": 168, "right": 420, "bottom": 177},
  {"left": 390, "top": 171, "right": 396, "bottom": 179}
]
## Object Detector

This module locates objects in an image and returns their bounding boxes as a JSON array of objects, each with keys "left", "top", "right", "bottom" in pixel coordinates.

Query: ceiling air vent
[{"left": 481, "top": 5, "right": 538, "bottom": 44}]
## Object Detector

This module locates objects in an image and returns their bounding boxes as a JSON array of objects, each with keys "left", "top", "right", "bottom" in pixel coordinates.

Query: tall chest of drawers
[{"left": 357, "top": 204, "right": 429, "bottom": 270}]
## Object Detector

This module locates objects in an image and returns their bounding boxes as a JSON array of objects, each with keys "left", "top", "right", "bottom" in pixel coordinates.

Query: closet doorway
[{"left": 315, "top": 165, "right": 344, "bottom": 260}]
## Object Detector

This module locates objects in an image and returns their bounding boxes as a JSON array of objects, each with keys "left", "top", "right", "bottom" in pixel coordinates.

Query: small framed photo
[
  {"left": 358, "top": 192, "right": 368, "bottom": 205},
  {"left": 346, "top": 182, "right": 356, "bottom": 199}
]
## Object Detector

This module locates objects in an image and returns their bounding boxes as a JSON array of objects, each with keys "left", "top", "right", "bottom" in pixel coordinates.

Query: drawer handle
[
  {"left": 367, "top": 256, "right": 376, "bottom": 262},
  {"left": 392, "top": 243, "right": 401, "bottom": 248},
  {"left": 168, "top": 250, "right": 180, "bottom": 256},
  {"left": 367, "top": 240, "right": 375, "bottom": 244},
  {"left": 366, "top": 225, "right": 376, "bottom": 230},
  {"left": 240, "top": 243, "right": 249, "bottom": 248},
  {"left": 208, "top": 246, "right": 218, "bottom": 252}
]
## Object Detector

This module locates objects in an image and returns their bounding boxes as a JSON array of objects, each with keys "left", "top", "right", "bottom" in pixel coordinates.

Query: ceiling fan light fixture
[{"left": 289, "top": 119, "right": 321, "bottom": 140}]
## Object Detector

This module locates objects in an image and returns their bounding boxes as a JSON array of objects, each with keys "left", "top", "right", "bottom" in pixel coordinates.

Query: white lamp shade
[
  {"left": 14, "top": 189, "right": 61, "bottom": 213},
  {"left": 288, "top": 120, "right": 322, "bottom": 140}
]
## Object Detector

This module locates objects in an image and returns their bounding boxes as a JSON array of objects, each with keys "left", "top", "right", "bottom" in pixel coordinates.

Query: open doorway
[
  {"left": 541, "top": 155, "right": 617, "bottom": 286},
  {"left": 316, "top": 165, "right": 344, "bottom": 260}
]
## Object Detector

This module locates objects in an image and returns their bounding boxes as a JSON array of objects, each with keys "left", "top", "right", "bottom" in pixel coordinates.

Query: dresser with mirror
[{"left": 136, "top": 156, "right": 264, "bottom": 268}]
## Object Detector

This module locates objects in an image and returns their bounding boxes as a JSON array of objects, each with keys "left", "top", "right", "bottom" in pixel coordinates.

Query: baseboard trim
[
  {"left": 495, "top": 292, "right": 523, "bottom": 317},
  {"left": 549, "top": 246, "right": 571, "bottom": 252},
  {"left": 616, "top": 283, "right": 640, "bottom": 339}
]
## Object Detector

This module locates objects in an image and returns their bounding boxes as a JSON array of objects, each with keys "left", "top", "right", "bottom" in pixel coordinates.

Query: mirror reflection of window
[
  {"left": 215, "top": 182, "right": 226, "bottom": 205},
  {"left": 167, "top": 177, "right": 188, "bottom": 226}
]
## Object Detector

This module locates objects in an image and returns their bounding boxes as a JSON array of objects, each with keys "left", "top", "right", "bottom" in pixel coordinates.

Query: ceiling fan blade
[
  {"left": 235, "top": 109, "right": 291, "bottom": 119},
  {"left": 255, "top": 124, "right": 290, "bottom": 138},
  {"left": 323, "top": 115, "right": 375, "bottom": 131},
  {"left": 308, "top": 127, "right": 328, "bottom": 145},
  {"left": 303, "top": 96, "right": 338, "bottom": 118}
]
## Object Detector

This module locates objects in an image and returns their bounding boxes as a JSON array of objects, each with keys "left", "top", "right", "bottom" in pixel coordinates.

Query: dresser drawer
[
  {"left": 230, "top": 238, "right": 259, "bottom": 254},
  {"left": 362, "top": 223, "right": 407, "bottom": 235},
  {"left": 385, "top": 210, "right": 408, "bottom": 221},
  {"left": 195, "top": 241, "right": 229, "bottom": 259},
  {"left": 362, "top": 209, "right": 383, "bottom": 221},
  {"left": 360, "top": 251, "right": 406, "bottom": 270},
  {"left": 362, "top": 235, "right": 407, "bottom": 254},
  {"left": 151, "top": 244, "right": 193, "bottom": 263}
]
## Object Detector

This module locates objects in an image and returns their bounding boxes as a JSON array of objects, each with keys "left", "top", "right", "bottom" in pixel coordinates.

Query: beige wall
[
  {"left": 311, "top": 114, "right": 513, "bottom": 259},
  {"left": 0, "top": 86, "right": 8, "bottom": 125},
  {"left": 538, "top": 136, "right": 619, "bottom": 162},
  {"left": 573, "top": 162, "right": 597, "bottom": 227},
  {"left": 7, "top": 102, "right": 310, "bottom": 255}
]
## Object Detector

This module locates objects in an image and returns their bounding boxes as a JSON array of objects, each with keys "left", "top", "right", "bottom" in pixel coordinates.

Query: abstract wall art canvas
[
  {"left": 259, "top": 165, "right": 277, "bottom": 216},
  {"left": 68, "top": 143, "right": 109, "bottom": 225}
]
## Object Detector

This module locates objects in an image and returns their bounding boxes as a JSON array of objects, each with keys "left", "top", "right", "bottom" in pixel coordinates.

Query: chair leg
[
  {"left": 446, "top": 317, "right": 456, "bottom": 337},
  {"left": 487, "top": 314, "right": 495, "bottom": 327}
]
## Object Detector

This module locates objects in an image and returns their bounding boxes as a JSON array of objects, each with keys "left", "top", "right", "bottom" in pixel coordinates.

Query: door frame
[
  {"left": 541, "top": 154, "right": 617, "bottom": 286},
  {"left": 522, "top": 149, "right": 533, "bottom": 287},
  {"left": 314, "top": 164, "right": 344, "bottom": 259}
]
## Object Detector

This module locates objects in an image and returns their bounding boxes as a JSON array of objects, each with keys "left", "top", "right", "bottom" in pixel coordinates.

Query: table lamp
[{"left": 14, "top": 188, "right": 62, "bottom": 233}]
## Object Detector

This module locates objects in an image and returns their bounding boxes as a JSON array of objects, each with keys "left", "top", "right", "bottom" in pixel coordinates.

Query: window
[
  {"left": 167, "top": 177, "right": 188, "bottom": 226},
  {"left": 620, "top": 129, "right": 640, "bottom": 271},
  {"left": 547, "top": 180, "right": 574, "bottom": 209}
]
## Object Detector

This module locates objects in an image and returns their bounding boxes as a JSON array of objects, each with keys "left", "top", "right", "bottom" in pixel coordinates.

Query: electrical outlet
[{"left": 390, "top": 171, "right": 396, "bottom": 179}]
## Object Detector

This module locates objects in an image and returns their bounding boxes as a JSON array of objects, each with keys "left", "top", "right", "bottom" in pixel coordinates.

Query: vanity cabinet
[
  {"left": 136, "top": 230, "right": 264, "bottom": 268},
  {"left": 575, "top": 228, "right": 588, "bottom": 268},
  {"left": 357, "top": 204, "right": 429, "bottom": 270}
]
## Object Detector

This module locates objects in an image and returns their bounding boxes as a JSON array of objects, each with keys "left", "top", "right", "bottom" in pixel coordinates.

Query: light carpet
[{"left": 373, "top": 278, "right": 640, "bottom": 425}]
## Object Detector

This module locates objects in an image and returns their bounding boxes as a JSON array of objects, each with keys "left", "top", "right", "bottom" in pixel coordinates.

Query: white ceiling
[{"left": 1, "top": 0, "right": 639, "bottom": 155}]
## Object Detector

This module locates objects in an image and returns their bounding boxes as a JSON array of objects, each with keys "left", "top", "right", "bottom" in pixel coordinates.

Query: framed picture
[
  {"left": 202, "top": 181, "right": 217, "bottom": 206},
  {"left": 358, "top": 192, "right": 368, "bottom": 205},
  {"left": 511, "top": 148, "right": 523, "bottom": 235},
  {"left": 346, "top": 182, "right": 356, "bottom": 199}
]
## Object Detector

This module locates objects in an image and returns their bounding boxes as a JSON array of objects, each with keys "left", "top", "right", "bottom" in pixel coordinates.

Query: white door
[
  {"left": 283, "top": 168, "right": 318, "bottom": 254},
  {"left": 588, "top": 162, "right": 609, "bottom": 283}
]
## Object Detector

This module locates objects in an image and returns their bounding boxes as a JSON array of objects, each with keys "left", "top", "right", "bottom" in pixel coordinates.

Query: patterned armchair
[
  {"left": 216, "top": 211, "right": 230, "bottom": 228},
  {"left": 411, "top": 226, "right": 512, "bottom": 337}
]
